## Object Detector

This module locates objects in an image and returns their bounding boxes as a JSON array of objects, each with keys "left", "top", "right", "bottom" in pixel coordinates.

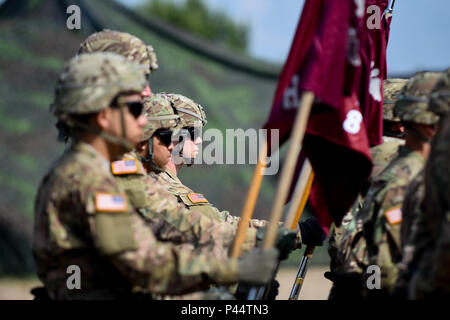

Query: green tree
[{"left": 138, "top": 0, "right": 249, "bottom": 53}]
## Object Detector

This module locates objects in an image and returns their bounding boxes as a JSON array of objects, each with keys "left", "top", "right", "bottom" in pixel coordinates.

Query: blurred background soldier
[
  {"left": 32, "top": 52, "right": 279, "bottom": 300},
  {"left": 359, "top": 71, "right": 442, "bottom": 298},
  {"left": 396, "top": 68, "right": 450, "bottom": 299},
  {"left": 326, "top": 77, "right": 408, "bottom": 299}
]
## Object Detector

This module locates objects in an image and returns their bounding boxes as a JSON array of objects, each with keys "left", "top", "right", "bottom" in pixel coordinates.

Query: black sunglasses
[
  {"left": 178, "top": 127, "right": 196, "bottom": 141},
  {"left": 154, "top": 130, "right": 173, "bottom": 147},
  {"left": 112, "top": 98, "right": 144, "bottom": 119}
]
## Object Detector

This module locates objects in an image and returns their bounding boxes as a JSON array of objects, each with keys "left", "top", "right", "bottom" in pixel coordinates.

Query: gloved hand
[
  {"left": 275, "top": 228, "right": 298, "bottom": 260},
  {"left": 256, "top": 227, "right": 298, "bottom": 260},
  {"left": 237, "top": 248, "right": 279, "bottom": 285},
  {"left": 298, "top": 217, "right": 326, "bottom": 246}
]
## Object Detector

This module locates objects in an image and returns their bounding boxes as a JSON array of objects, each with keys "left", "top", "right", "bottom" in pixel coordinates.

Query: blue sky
[{"left": 118, "top": 0, "right": 450, "bottom": 75}]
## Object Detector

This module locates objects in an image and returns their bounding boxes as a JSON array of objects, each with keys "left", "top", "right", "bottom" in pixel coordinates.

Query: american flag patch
[
  {"left": 384, "top": 206, "right": 402, "bottom": 225},
  {"left": 111, "top": 158, "right": 138, "bottom": 175},
  {"left": 95, "top": 193, "right": 128, "bottom": 212},
  {"left": 187, "top": 193, "right": 209, "bottom": 204}
]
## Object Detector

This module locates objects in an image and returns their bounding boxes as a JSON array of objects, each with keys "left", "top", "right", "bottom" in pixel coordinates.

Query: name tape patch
[
  {"left": 187, "top": 193, "right": 209, "bottom": 204},
  {"left": 384, "top": 205, "right": 402, "bottom": 225},
  {"left": 95, "top": 193, "right": 128, "bottom": 212},
  {"left": 111, "top": 158, "right": 138, "bottom": 175}
]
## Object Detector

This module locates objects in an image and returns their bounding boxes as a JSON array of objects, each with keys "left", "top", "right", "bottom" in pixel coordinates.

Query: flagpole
[
  {"left": 259, "top": 160, "right": 314, "bottom": 300},
  {"left": 262, "top": 91, "right": 314, "bottom": 250},
  {"left": 247, "top": 91, "right": 315, "bottom": 300},
  {"left": 230, "top": 142, "right": 268, "bottom": 258}
]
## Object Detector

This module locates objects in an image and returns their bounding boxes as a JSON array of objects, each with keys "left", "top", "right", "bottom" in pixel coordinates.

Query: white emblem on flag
[
  {"left": 95, "top": 193, "right": 128, "bottom": 212},
  {"left": 369, "top": 61, "right": 382, "bottom": 102},
  {"left": 111, "top": 159, "right": 138, "bottom": 175},
  {"left": 343, "top": 110, "right": 363, "bottom": 134}
]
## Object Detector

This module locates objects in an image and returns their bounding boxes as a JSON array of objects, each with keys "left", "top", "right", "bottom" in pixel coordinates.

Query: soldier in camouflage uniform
[
  {"left": 112, "top": 93, "right": 302, "bottom": 299},
  {"left": 152, "top": 93, "right": 269, "bottom": 228},
  {"left": 409, "top": 115, "right": 450, "bottom": 299},
  {"left": 78, "top": 29, "right": 158, "bottom": 98},
  {"left": 326, "top": 78, "right": 408, "bottom": 299},
  {"left": 395, "top": 68, "right": 450, "bottom": 299},
  {"left": 32, "top": 52, "right": 279, "bottom": 299},
  {"left": 149, "top": 93, "right": 324, "bottom": 249},
  {"left": 112, "top": 93, "right": 261, "bottom": 260},
  {"left": 356, "top": 71, "right": 442, "bottom": 298}
]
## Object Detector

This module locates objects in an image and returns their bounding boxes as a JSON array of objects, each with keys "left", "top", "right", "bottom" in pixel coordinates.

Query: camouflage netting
[{"left": 0, "top": 0, "right": 284, "bottom": 275}]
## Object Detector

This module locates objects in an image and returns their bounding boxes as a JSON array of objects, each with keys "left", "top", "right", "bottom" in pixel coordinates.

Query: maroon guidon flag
[{"left": 264, "top": 0, "right": 389, "bottom": 233}]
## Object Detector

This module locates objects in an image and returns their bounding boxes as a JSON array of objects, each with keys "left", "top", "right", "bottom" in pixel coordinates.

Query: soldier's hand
[
  {"left": 275, "top": 228, "right": 298, "bottom": 260},
  {"left": 298, "top": 217, "right": 326, "bottom": 246},
  {"left": 237, "top": 248, "right": 279, "bottom": 285}
]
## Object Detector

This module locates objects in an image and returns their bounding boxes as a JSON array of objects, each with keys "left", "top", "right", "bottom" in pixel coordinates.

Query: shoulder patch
[
  {"left": 95, "top": 192, "right": 128, "bottom": 212},
  {"left": 111, "top": 158, "right": 138, "bottom": 175},
  {"left": 187, "top": 193, "right": 209, "bottom": 204},
  {"left": 384, "top": 205, "right": 402, "bottom": 225}
]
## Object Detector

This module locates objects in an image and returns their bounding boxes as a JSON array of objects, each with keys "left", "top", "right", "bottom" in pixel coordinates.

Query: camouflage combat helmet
[
  {"left": 394, "top": 71, "right": 442, "bottom": 125},
  {"left": 51, "top": 52, "right": 146, "bottom": 120},
  {"left": 383, "top": 78, "right": 408, "bottom": 122},
  {"left": 142, "top": 93, "right": 180, "bottom": 141},
  {"left": 78, "top": 29, "right": 158, "bottom": 76},
  {"left": 138, "top": 93, "right": 180, "bottom": 170},
  {"left": 429, "top": 67, "right": 450, "bottom": 119},
  {"left": 51, "top": 52, "right": 146, "bottom": 149},
  {"left": 166, "top": 93, "right": 207, "bottom": 128}
]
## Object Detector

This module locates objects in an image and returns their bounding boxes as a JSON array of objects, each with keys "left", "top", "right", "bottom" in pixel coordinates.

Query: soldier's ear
[
  {"left": 137, "top": 140, "right": 147, "bottom": 153},
  {"left": 95, "top": 108, "right": 111, "bottom": 131}
]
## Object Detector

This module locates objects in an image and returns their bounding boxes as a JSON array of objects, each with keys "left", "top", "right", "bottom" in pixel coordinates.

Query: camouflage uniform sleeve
[
  {"left": 219, "top": 209, "right": 269, "bottom": 229},
  {"left": 85, "top": 194, "right": 239, "bottom": 295},
  {"left": 141, "top": 182, "right": 258, "bottom": 258},
  {"left": 367, "top": 181, "right": 406, "bottom": 290}
]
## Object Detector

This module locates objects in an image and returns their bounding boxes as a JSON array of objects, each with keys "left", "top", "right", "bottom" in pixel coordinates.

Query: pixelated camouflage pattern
[
  {"left": 166, "top": 93, "right": 207, "bottom": 128},
  {"left": 113, "top": 152, "right": 258, "bottom": 260},
  {"left": 153, "top": 168, "right": 270, "bottom": 230},
  {"left": 409, "top": 116, "right": 450, "bottom": 298},
  {"left": 78, "top": 29, "right": 158, "bottom": 76},
  {"left": 370, "top": 140, "right": 403, "bottom": 178},
  {"left": 51, "top": 52, "right": 146, "bottom": 120},
  {"left": 383, "top": 78, "right": 408, "bottom": 122},
  {"left": 428, "top": 67, "right": 450, "bottom": 119},
  {"left": 394, "top": 71, "right": 442, "bottom": 125},
  {"left": 33, "top": 141, "right": 240, "bottom": 299},
  {"left": 359, "top": 146, "right": 425, "bottom": 292},
  {"left": 141, "top": 93, "right": 180, "bottom": 141},
  {"left": 328, "top": 208, "right": 358, "bottom": 272},
  {"left": 393, "top": 170, "right": 425, "bottom": 296}
]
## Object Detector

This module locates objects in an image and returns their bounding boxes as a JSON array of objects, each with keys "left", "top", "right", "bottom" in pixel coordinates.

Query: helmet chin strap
[{"left": 138, "top": 137, "right": 165, "bottom": 172}]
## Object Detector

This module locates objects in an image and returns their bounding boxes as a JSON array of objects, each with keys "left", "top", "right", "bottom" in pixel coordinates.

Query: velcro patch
[
  {"left": 384, "top": 206, "right": 402, "bottom": 225},
  {"left": 111, "top": 158, "right": 138, "bottom": 175},
  {"left": 95, "top": 193, "right": 128, "bottom": 212},
  {"left": 187, "top": 193, "right": 209, "bottom": 204}
]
